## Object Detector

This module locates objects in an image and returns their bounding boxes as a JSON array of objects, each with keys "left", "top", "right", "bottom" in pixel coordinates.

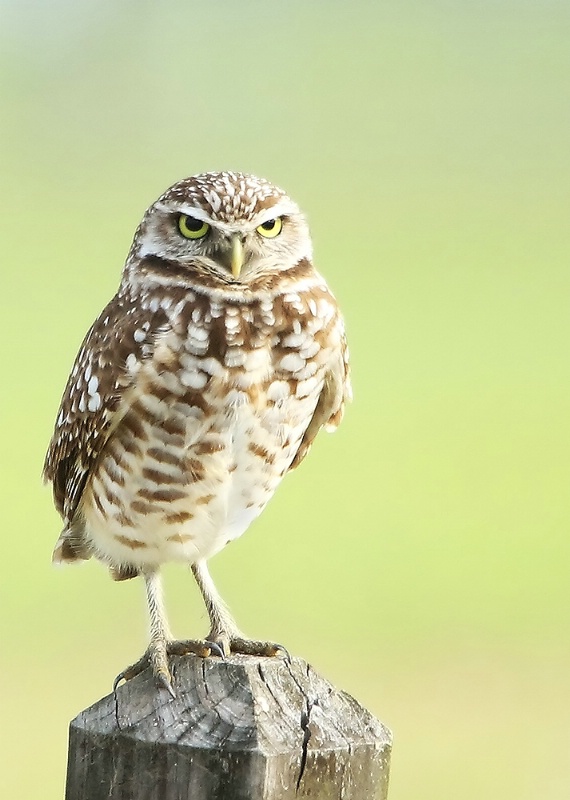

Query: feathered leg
[
  {"left": 191, "top": 560, "right": 287, "bottom": 658},
  {"left": 115, "top": 568, "right": 218, "bottom": 696}
]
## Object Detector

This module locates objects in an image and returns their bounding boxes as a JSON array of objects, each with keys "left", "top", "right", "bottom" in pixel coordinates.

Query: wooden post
[{"left": 65, "top": 655, "right": 392, "bottom": 799}]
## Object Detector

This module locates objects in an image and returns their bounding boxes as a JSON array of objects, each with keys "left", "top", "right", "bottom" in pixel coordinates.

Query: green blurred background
[{"left": 1, "top": 1, "right": 569, "bottom": 797}]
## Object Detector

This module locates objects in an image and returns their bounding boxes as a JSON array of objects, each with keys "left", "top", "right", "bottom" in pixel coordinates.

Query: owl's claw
[
  {"left": 274, "top": 643, "right": 292, "bottom": 663},
  {"left": 167, "top": 639, "right": 225, "bottom": 659},
  {"left": 156, "top": 669, "right": 177, "bottom": 698},
  {"left": 115, "top": 661, "right": 176, "bottom": 698},
  {"left": 230, "top": 637, "right": 290, "bottom": 660},
  {"left": 206, "top": 641, "right": 226, "bottom": 659},
  {"left": 208, "top": 634, "right": 290, "bottom": 660},
  {"left": 114, "top": 638, "right": 227, "bottom": 696},
  {"left": 113, "top": 652, "right": 151, "bottom": 693}
]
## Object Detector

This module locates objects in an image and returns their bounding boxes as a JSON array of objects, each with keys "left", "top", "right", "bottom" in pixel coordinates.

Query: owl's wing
[
  {"left": 43, "top": 291, "right": 169, "bottom": 528},
  {"left": 289, "top": 330, "right": 351, "bottom": 471}
]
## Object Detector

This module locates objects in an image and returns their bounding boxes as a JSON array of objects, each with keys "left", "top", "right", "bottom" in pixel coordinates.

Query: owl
[{"left": 43, "top": 171, "right": 351, "bottom": 695}]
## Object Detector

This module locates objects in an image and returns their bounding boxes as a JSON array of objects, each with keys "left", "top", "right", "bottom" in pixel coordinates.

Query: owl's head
[{"left": 125, "top": 172, "right": 312, "bottom": 291}]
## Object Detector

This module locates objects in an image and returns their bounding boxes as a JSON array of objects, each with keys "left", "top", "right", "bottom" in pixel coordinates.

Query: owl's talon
[
  {"left": 228, "top": 637, "right": 290, "bottom": 658},
  {"left": 274, "top": 644, "right": 292, "bottom": 663},
  {"left": 115, "top": 637, "right": 229, "bottom": 694},
  {"left": 167, "top": 639, "right": 217, "bottom": 658},
  {"left": 113, "top": 652, "right": 151, "bottom": 690},
  {"left": 157, "top": 670, "right": 176, "bottom": 698},
  {"left": 204, "top": 640, "right": 226, "bottom": 659}
]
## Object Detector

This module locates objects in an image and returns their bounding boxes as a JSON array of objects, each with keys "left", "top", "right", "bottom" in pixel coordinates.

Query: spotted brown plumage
[{"left": 43, "top": 171, "right": 351, "bottom": 694}]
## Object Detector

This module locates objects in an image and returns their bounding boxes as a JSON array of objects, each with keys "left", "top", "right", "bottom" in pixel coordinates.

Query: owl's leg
[
  {"left": 191, "top": 560, "right": 288, "bottom": 659},
  {"left": 191, "top": 560, "right": 241, "bottom": 653},
  {"left": 114, "top": 568, "right": 175, "bottom": 695},
  {"left": 144, "top": 568, "right": 174, "bottom": 691},
  {"left": 115, "top": 567, "right": 224, "bottom": 696}
]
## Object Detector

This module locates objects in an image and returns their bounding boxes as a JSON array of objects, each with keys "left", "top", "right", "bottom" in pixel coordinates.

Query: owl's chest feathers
[
  {"left": 82, "top": 291, "right": 338, "bottom": 566},
  {"left": 130, "top": 295, "right": 333, "bottom": 459},
  {"left": 132, "top": 285, "right": 339, "bottom": 433}
]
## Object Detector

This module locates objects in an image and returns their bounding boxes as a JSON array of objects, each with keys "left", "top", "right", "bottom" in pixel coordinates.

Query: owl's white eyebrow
[
  {"left": 155, "top": 202, "right": 213, "bottom": 224},
  {"left": 155, "top": 200, "right": 299, "bottom": 229},
  {"left": 271, "top": 197, "right": 293, "bottom": 213},
  {"left": 255, "top": 199, "right": 298, "bottom": 224}
]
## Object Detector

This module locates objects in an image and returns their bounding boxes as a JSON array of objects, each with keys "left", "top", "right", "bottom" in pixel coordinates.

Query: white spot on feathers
[
  {"left": 180, "top": 370, "right": 208, "bottom": 390},
  {"left": 279, "top": 352, "right": 305, "bottom": 372},
  {"left": 296, "top": 376, "right": 320, "bottom": 398},
  {"left": 199, "top": 357, "right": 225, "bottom": 377},
  {"left": 87, "top": 375, "right": 99, "bottom": 395},
  {"left": 88, "top": 393, "right": 101, "bottom": 412},
  {"left": 267, "top": 381, "right": 290, "bottom": 401},
  {"left": 225, "top": 348, "right": 246, "bottom": 368},
  {"left": 187, "top": 324, "right": 209, "bottom": 342},
  {"left": 204, "top": 190, "right": 222, "bottom": 212},
  {"left": 282, "top": 332, "right": 306, "bottom": 349},
  {"left": 292, "top": 361, "right": 318, "bottom": 380},
  {"left": 300, "top": 340, "right": 320, "bottom": 359}
]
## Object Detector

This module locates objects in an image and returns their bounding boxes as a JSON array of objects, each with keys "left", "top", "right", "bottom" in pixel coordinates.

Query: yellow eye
[
  {"left": 256, "top": 217, "right": 283, "bottom": 238},
  {"left": 178, "top": 214, "right": 210, "bottom": 239}
]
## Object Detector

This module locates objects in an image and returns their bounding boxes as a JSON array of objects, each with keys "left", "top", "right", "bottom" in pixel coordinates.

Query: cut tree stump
[{"left": 65, "top": 655, "right": 392, "bottom": 799}]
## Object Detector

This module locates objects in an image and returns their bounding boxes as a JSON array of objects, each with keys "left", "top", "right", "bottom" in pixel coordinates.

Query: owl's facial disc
[{"left": 133, "top": 184, "right": 312, "bottom": 288}]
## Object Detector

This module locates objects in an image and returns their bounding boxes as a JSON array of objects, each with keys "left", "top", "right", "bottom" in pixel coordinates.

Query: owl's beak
[{"left": 230, "top": 235, "right": 244, "bottom": 278}]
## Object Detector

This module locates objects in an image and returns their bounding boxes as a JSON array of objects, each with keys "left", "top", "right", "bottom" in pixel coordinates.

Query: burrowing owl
[{"left": 43, "top": 171, "right": 351, "bottom": 694}]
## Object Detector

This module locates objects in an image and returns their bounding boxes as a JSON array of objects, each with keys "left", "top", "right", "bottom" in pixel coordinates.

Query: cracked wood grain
[{"left": 65, "top": 655, "right": 392, "bottom": 800}]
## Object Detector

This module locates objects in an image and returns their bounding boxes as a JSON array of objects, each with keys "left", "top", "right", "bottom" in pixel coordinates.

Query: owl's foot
[
  {"left": 208, "top": 631, "right": 290, "bottom": 660},
  {"left": 114, "top": 638, "right": 225, "bottom": 697}
]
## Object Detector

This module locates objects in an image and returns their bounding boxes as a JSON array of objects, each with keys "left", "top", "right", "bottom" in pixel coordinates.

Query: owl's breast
[
  {"left": 81, "top": 360, "right": 324, "bottom": 569},
  {"left": 80, "top": 289, "right": 338, "bottom": 568}
]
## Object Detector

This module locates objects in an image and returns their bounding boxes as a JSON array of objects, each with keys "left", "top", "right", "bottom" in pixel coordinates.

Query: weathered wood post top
[{"left": 66, "top": 655, "right": 392, "bottom": 799}]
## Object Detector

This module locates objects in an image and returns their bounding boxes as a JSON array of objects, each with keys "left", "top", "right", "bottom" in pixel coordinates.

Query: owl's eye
[
  {"left": 256, "top": 217, "right": 283, "bottom": 238},
  {"left": 178, "top": 214, "right": 210, "bottom": 240}
]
